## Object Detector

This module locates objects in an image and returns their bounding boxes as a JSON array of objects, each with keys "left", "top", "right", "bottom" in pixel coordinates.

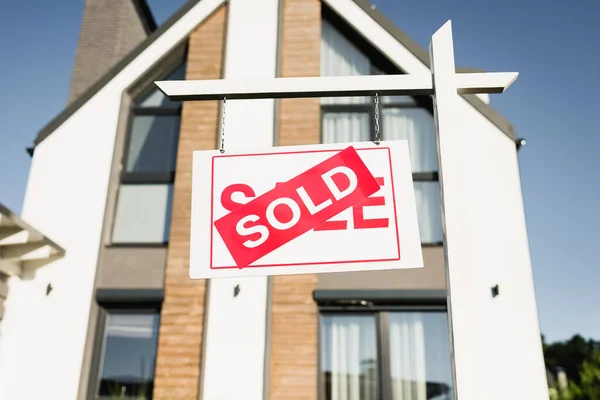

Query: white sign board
[{"left": 189, "top": 140, "right": 423, "bottom": 278}]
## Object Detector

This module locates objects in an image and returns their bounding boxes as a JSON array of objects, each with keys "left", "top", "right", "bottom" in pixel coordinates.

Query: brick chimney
[{"left": 68, "top": 0, "right": 156, "bottom": 103}]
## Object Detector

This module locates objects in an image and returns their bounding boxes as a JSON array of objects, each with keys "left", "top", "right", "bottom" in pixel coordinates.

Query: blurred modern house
[{"left": 0, "top": 0, "right": 549, "bottom": 399}]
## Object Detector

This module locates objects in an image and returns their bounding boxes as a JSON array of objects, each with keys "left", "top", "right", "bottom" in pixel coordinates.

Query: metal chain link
[
  {"left": 374, "top": 93, "right": 381, "bottom": 145},
  {"left": 219, "top": 97, "right": 226, "bottom": 153}
]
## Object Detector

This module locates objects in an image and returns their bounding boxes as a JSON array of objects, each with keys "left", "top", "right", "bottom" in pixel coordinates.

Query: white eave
[{"left": 0, "top": 203, "right": 65, "bottom": 277}]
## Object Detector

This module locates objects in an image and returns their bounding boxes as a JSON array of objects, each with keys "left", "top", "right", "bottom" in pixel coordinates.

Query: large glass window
[
  {"left": 320, "top": 20, "right": 442, "bottom": 244},
  {"left": 95, "top": 311, "right": 160, "bottom": 399},
  {"left": 320, "top": 315, "right": 379, "bottom": 400},
  {"left": 112, "top": 62, "right": 186, "bottom": 244},
  {"left": 320, "top": 311, "right": 453, "bottom": 400}
]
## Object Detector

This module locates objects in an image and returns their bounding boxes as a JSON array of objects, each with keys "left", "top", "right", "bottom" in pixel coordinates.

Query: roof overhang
[
  {"left": 28, "top": 0, "right": 517, "bottom": 154},
  {"left": 0, "top": 204, "right": 65, "bottom": 278}
]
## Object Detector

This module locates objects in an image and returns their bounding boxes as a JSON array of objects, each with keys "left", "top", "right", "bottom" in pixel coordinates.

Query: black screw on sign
[
  {"left": 233, "top": 284, "right": 241, "bottom": 298},
  {"left": 491, "top": 285, "right": 500, "bottom": 298}
]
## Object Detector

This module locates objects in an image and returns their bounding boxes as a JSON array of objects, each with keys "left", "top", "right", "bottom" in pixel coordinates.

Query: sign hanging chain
[
  {"left": 219, "top": 97, "right": 227, "bottom": 153},
  {"left": 374, "top": 93, "right": 381, "bottom": 145}
]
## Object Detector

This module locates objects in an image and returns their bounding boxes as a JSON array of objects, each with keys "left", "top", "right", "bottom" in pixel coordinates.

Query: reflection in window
[
  {"left": 319, "top": 311, "right": 454, "bottom": 400},
  {"left": 125, "top": 116, "right": 180, "bottom": 174},
  {"left": 320, "top": 315, "right": 379, "bottom": 400},
  {"left": 389, "top": 312, "right": 453, "bottom": 400},
  {"left": 414, "top": 182, "right": 443, "bottom": 244},
  {"left": 96, "top": 312, "right": 160, "bottom": 399},
  {"left": 112, "top": 184, "right": 174, "bottom": 244},
  {"left": 112, "top": 61, "right": 185, "bottom": 244}
]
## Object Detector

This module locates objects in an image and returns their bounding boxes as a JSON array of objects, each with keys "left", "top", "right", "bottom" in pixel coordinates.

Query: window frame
[
  {"left": 319, "top": 92, "right": 435, "bottom": 145},
  {"left": 120, "top": 94, "right": 182, "bottom": 185},
  {"left": 320, "top": 99, "right": 442, "bottom": 246},
  {"left": 87, "top": 289, "right": 163, "bottom": 400},
  {"left": 319, "top": 13, "right": 442, "bottom": 246},
  {"left": 110, "top": 59, "right": 186, "bottom": 246},
  {"left": 318, "top": 303, "right": 450, "bottom": 400}
]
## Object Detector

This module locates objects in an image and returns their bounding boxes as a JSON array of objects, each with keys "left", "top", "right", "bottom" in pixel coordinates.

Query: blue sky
[{"left": 0, "top": 0, "right": 598, "bottom": 343}]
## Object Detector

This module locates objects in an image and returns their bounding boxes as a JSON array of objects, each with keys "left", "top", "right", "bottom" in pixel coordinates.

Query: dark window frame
[
  {"left": 320, "top": 94, "right": 435, "bottom": 147},
  {"left": 87, "top": 290, "right": 163, "bottom": 400},
  {"left": 111, "top": 59, "right": 187, "bottom": 246},
  {"left": 318, "top": 304, "right": 450, "bottom": 400}
]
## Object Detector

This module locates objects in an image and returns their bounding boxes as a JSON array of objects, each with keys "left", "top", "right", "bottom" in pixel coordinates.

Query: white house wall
[
  {"left": 462, "top": 105, "right": 548, "bottom": 398},
  {"left": 200, "top": 1, "right": 280, "bottom": 399},
  {"left": 0, "top": 1, "right": 225, "bottom": 399},
  {"left": 323, "top": 0, "right": 548, "bottom": 397}
]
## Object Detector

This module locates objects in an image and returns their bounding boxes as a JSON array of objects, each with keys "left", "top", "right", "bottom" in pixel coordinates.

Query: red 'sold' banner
[{"left": 213, "top": 146, "right": 380, "bottom": 268}]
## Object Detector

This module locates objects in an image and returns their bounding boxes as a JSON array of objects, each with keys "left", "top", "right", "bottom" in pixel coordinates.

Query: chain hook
[
  {"left": 373, "top": 93, "right": 381, "bottom": 145},
  {"left": 219, "top": 96, "right": 226, "bottom": 153}
]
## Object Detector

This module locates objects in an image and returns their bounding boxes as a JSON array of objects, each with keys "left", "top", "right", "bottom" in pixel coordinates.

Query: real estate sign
[{"left": 189, "top": 140, "right": 423, "bottom": 279}]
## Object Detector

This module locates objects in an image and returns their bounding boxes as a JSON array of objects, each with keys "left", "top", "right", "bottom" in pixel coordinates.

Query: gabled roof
[
  {"left": 350, "top": 0, "right": 515, "bottom": 139},
  {"left": 30, "top": 0, "right": 516, "bottom": 153},
  {"left": 31, "top": 0, "right": 205, "bottom": 151}
]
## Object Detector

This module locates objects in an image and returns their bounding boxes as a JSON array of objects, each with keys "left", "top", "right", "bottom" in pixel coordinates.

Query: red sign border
[{"left": 208, "top": 146, "right": 401, "bottom": 270}]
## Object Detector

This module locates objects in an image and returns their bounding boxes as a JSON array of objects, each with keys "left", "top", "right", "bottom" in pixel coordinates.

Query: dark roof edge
[
  {"left": 132, "top": 0, "right": 158, "bottom": 34},
  {"left": 32, "top": 0, "right": 203, "bottom": 149},
  {"left": 313, "top": 289, "right": 447, "bottom": 304},
  {"left": 96, "top": 288, "right": 164, "bottom": 304},
  {"left": 350, "top": 0, "right": 516, "bottom": 141},
  {"left": 456, "top": 66, "right": 485, "bottom": 73}
]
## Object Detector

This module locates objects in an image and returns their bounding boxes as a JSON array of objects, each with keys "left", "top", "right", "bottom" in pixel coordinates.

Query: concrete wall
[{"left": 318, "top": 246, "right": 446, "bottom": 290}]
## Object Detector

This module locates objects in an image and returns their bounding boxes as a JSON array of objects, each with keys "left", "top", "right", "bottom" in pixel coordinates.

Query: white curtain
[
  {"left": 382, "top": 108, "right": 437, "bottom": 173},
  {"left": 321, "top": 20, "right": 370, "bottom": 105},
  {"left": 322, "top": 112, "right": 370, "bottom": 144},
  {"left": 389, "top": 313, "right": 427, "bottom": 400},
  {"left": 389, "top": 313, "right": 454, "bottom": 400},
  {"left": 413, "top": 182, "right": 443, "bottom": 244},
  {"left": 321, "top": 315, "right": 378, "bottom": 400}
]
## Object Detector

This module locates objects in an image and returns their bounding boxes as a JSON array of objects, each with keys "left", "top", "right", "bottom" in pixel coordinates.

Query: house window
[
  {"left": 320, "top": 20, "right": 442, "bottom": 244},
  {"left": 320, "top": 310, "right": 453, "bottom": 400},
  {"left": 95, "top": 310, "right": 160, "bottom": 399},
  {"left": 320, "top": 314, "right": 379, "bottom": 399},
  {"left": 112, "top": 62, "right": 186, "bottom": 245}
]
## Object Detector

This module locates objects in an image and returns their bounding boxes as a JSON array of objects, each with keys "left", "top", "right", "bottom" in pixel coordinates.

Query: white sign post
[{"left": 157, "top": 20, "right": 518, "bottom": 400}]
